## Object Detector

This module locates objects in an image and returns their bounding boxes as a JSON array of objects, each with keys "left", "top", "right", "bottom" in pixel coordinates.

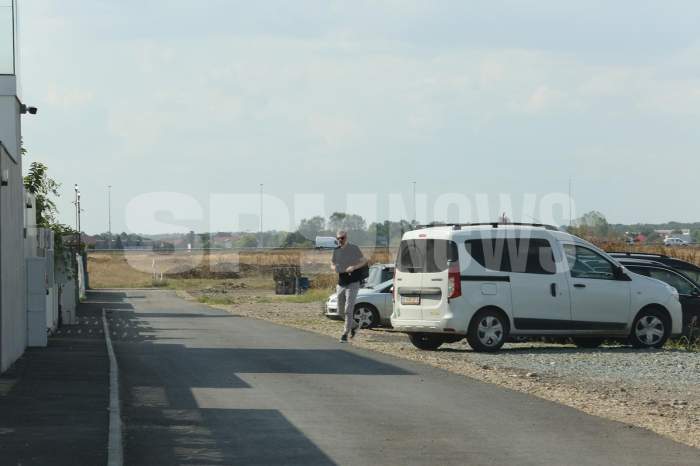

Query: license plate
[{"left": 401, "top": 295, "right": 420, "bottom": 305}]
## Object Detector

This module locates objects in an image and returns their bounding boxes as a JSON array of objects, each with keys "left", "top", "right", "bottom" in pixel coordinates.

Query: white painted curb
[{"left": 103, "top": 309, "right": 124, "bottom": 466}]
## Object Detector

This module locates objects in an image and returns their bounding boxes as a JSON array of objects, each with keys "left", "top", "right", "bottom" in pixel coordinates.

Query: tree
[
  {"left": 328, "top": 212, "right": 366, "bottom": 232},
  {"left": 298, "top": 216, "right": 326, "bottom": 240},
  {"left": 692, "top": 230, "right": 700, "bottom": 244},
  {"left": 570, "top": 211, "right": 611, "bottom": 239},
  {"left": 282, "top": 231, "right": 313, "bottom": 247},
  {"left": 235, "top": 234, "right": 258, "bottom": 248},
  {"left": 23, "top": 162, "right": 61, "bottom": 227}
]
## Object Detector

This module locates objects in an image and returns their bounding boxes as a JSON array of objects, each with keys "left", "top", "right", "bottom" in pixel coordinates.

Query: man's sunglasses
[{"left": 336, "top": 236, "right": 347, "bottom": 241}]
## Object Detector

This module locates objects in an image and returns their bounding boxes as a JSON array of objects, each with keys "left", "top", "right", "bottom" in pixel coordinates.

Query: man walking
[{"left": 331, "top": 230, "right": 368, "bottom": 342}]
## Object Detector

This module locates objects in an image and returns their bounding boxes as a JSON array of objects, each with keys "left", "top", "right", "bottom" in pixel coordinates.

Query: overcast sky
[{"left": 17, "top": 1, "right": 700, "bottom": 234}]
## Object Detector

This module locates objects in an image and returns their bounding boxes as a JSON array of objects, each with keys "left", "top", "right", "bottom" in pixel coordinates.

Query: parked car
[
  {"left": 663, "top": 237, "right": 688, "bottom": 247},
  {"left": 608, "top": 252, "right": 700, "bottom": 284},
  {"left": 616, "top": 258, "right": 700, "bottom": 337},
  {"left": 365, "top": 263, "right": 395, "bottom": 288},
  {"left": 325, "top": 279, "right": 393, "bottom": 328},
  {"left": 391, "top": 223, "right": 683, "bottom": 352}
]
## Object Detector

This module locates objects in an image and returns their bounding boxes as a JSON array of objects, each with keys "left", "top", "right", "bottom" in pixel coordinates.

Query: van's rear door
[
  {"left": 396, "top": 239, "right": 457, "bottom": 321},
  {"left": 419, "top": 239, "right": 458, "bottom": 322},
  {"left": 395, "top": 239, "right": 425, "bottom": 320}
]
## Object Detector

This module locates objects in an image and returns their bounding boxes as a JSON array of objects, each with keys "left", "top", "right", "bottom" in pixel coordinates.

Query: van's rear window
[{"left": 397, "top": 239, "right": 458, "bottom": 273}]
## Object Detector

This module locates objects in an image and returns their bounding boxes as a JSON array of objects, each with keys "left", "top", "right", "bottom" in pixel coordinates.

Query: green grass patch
[{"left": 275, "top": 288, "right": 333, "bottom": 303}]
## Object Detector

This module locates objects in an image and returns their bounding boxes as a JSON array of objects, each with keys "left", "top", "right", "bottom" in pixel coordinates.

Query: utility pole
[
  {"left": 412, "top": 181, "right": 417, "bottom": 223},
  {"left": 107, "top": 185, "right": 112, "bottom": 249},
  {"left": 568, "top": 177, "right": 573, "bottom": 229},
  {"left": 74, "top": 184, "right": 80, "bottom": 251},
  {"left": 259, "top": 183, "right": 264, "bottom": 248}
]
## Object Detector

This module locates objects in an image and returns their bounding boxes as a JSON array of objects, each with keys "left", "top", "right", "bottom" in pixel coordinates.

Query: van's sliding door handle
[
  {"left": 550, "top": 283, "right": 557, "bottom": 297},
  {"left": 574, "top": 284, "right": 586, "bottom": 288}
]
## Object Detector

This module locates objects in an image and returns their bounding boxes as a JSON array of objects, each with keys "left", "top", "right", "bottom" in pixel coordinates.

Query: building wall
[{"left": 0, "top": 86, "right": 27, "bottom": 372}]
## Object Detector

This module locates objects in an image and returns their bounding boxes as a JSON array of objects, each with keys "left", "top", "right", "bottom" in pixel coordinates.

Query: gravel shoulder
[{"left": 178, "top": 288, "right": 700, "bottom": 450}]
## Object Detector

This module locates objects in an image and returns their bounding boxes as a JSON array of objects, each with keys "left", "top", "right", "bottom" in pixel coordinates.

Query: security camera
[{"left": 19, "top": 104, "right": 38, "bottom": 115}]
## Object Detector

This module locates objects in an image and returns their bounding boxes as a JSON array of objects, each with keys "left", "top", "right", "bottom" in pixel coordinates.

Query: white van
[
  {"left": 391, "top": 223, "right": 683, "bottom": 352},
  {"left": 315, "top": 236, "right": 339, "bottom": 249}
]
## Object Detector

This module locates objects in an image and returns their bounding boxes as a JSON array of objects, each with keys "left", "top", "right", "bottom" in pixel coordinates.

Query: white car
[
  {"left": 325, "top": 280, "right": 393, "bottom": 328},
  {"left": 663, "top": 237, "right": 688, "bottom": 247},
  {"left": 391, "top": 223, "right": 683, "bottom": 352}
]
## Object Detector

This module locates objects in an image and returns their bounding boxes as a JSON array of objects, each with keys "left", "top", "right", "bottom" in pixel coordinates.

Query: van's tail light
[{"left": 447, "top": 262, "right": 461, "bottom": 299}]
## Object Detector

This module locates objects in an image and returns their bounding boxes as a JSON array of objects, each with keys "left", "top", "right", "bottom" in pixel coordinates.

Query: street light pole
[
  {"left": 74, "top": 184, "right": 79, "bottom": 250},
  {"left": 412, "top": 181, "right": 417, "bottom": 223},
  {"left": 107, "top": 185, "right": 112, "bottom": 249},
  {"left": 259, "top": 183, "right": 264, "bottom": 248}
]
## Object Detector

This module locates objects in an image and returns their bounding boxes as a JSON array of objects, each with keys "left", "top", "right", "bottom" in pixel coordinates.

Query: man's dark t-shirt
[{"left": 332, "top": 243, "right": 365, "bottom": 286}]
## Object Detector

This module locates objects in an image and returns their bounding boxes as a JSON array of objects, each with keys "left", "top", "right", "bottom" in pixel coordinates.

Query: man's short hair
[{"left": 336, "top": 230, "right": 347, "bottom": 238}]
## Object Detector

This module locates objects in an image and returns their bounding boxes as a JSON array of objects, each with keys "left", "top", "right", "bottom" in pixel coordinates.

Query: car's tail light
[
  {"left": 392, "top": 268, "right": 397, "bottom": 303},
  {"left": 447, "top": 261, "right": 461, "bottom": 299}
]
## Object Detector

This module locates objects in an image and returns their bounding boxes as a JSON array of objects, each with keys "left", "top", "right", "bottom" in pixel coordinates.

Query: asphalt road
[{"left": 102, "top": 289, "right": 699, "bottom": 466}]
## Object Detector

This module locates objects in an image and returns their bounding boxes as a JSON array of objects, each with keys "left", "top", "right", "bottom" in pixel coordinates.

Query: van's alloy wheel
[
  {"left": 477, "top": 316, "right": 503, "bottom": 347},
  {"left": 467, "top": 310, "right": 508, "bottom": 352}
]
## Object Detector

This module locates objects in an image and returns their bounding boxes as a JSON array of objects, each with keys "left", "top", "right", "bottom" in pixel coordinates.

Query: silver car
[{"left": 325, "top": 279, "right": 394, "bottom": 328}]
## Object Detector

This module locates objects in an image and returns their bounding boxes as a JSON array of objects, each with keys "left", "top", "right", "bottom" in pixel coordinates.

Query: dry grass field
[
  {"left": 88, "top": 242, "right": 699, "bottom": 290},
  {"left": 88, "top": 247, "right": 394, "bottom": 289}
]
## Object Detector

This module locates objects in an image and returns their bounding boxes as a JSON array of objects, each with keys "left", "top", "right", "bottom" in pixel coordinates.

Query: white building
[{"left": 0, "top": 0, "right": 28, "bottom": 372}]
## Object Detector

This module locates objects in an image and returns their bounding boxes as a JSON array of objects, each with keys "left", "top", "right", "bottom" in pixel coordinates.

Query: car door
[
  {"left": 643, "top": 267, "right": 700, "bottom": 335},
  {"left": 563, "top": 244, "right": 630, "bottom": 331},
  {"left": 506, "top": 237, "right": 572, "bottom": 330}
]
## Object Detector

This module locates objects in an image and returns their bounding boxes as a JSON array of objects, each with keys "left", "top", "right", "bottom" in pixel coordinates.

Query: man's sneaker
[
  {"left": 340, "top": 334, "right": 348, "bottom": 343},
  {"left": 350, "top": 328, "right": 357, "bottom": 339}
]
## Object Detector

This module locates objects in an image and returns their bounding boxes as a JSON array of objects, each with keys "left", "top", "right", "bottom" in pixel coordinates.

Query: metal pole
[
  {"left": 74, "top": 184, "right": 79, "bottom": 248},
  {"left": 108, "top": 185, "right": 112, "bottom": 249},
  {"left": 412, "top": 181, "right": 417, "bottom": 223},
  {"left": 259, "top": 183, "right": 263, "bottom": 248},
  {"left": 568, "top": 177, "right": 573, "bottom": 229}
]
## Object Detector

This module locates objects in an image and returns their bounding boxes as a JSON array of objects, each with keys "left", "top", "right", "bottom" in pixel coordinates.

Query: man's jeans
[{"left": 337, "top": 281, "right": 360, "bottom": 335}]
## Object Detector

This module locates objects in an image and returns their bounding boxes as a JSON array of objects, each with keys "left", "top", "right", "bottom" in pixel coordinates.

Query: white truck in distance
[
  {"left": 391, "top": 223, "right": 683, "bottom": 352},
  {"left": 315, "top": 236, "right": 338, "bottom": 249}
]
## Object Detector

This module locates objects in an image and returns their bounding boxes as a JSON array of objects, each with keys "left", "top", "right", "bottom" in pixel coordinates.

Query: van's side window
[
  {"left": 397, "top": 239, "right": 458, "bottom": 273},
  {"left": 464, "top": 238, "right": 556, "bottom": 275},
  {"left": 564, "top": 245, "right": 615, "bottom": 280}
]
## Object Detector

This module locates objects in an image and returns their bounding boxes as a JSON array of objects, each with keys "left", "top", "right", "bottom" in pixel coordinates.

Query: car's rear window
[
  {"left": 465, "top": 238, "right": 556, "bottom": 275},
  {"left": 397, "top": 239, "right": 458, "bottom": 273}
]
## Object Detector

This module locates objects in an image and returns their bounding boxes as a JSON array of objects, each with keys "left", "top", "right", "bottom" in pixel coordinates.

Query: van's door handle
[
  {"left": 574, "top": 284, "right": 586, "bottom": 288},
  {"left": 550, "top": 283, "right": 557, "bottom": 297}
]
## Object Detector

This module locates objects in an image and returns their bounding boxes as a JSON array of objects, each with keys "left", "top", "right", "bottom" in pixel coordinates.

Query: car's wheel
[
  {"left": 572, "top": 337, "right": 604, "bottom": 348},
  {"left": 629, "top": 307, "right": 670, "bottom": 349},
  {"left": 408, "top": 333, "right": 444, "bottom": 351},
  {"left": 467, "top": 309, "right": 508, "bottom": 352},
  {"left": 353, "top": 304, "right": 379, "bottom": 329}
]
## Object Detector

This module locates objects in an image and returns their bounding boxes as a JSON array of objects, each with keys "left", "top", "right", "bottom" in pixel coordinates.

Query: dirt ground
[{"left": 179, "top": 284, "right": 700, "bottom": 450}]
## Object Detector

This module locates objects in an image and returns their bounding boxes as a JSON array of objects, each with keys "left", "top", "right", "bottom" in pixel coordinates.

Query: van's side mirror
[
  {"left": 692, "top": 288, "right": 700, "bottom": 297},
  {"left": 614, "top": 265, "right": 629, "bottom": 281}
]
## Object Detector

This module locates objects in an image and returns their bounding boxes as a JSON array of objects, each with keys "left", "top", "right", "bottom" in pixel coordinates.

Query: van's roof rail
[{"left": 415, "top": 222, "right": 561, "bottom": 231}]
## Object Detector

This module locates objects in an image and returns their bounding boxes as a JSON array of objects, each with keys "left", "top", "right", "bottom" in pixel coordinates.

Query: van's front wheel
[
  {"left": 467, "top": 309, "right": 508, "bottom": 352},
  {"left": 408, "top": 333, "right": 444, "bottom": 351}
]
